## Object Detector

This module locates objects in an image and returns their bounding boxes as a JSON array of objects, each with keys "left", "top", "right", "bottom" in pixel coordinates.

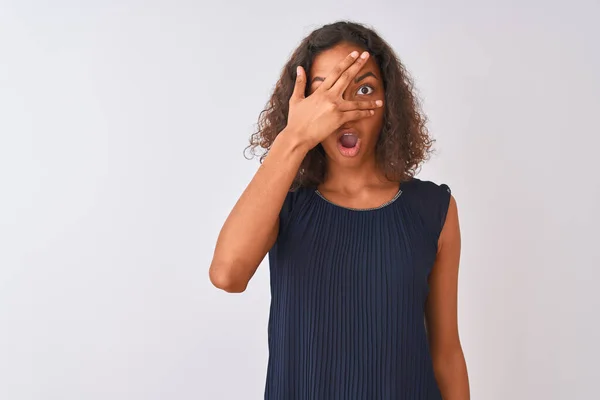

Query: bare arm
[
  {"left": 209, "top": 50, "right": 383, "bottom": 293},
  {"left": 425, "top": 195, "right": 470, "bottom": 399},
  {"left": 209, "top": 131, "right": 308, "bottom": 293}
]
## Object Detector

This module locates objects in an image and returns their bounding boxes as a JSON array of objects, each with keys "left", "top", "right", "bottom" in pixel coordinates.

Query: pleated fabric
[{"left": 265, "top": 177, "right": 452, "bottom": 400}]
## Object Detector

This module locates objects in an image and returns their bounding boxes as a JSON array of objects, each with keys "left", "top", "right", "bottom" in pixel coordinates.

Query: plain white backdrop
[{"left": 1, "top": 1, "right": 599, "bottom": 399}]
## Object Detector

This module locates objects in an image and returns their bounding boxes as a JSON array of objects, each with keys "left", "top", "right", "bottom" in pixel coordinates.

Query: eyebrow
[{"left": 310, "top": 71, "right": 378, "bottom": 85}]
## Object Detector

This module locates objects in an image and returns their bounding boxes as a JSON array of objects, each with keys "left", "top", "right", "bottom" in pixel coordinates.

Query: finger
[
  {"left": 339, "top": 109, "right": 375, "bottom": 123},
  {"left": 290, "top": 66, "right": 306, "bottom": 102},
  {"left": 330, "top": 51, "right": 370, "bottom": 96},
  {"left": 338, "top": 99, "right": 383, "bottom": 112},
  {"left": 318, "top": 51, "right": 360, "bottom": 91}
]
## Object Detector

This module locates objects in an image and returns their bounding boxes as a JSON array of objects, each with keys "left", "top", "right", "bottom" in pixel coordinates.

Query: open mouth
[
  {"left": 336, "top": 131, "right": 361, "bottom": 157},
  {"left": 339, "top": 133, "right": 358, "bottom": 148}
]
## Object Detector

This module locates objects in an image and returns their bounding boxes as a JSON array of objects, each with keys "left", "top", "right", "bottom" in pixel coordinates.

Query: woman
[{"left": 209, "top": 21, "right": 470, "bottom": 399}]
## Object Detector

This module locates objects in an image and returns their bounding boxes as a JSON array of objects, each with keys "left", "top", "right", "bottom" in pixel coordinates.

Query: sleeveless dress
[{"left": 265, "top": 177, "right": 452, "bottom": 400}]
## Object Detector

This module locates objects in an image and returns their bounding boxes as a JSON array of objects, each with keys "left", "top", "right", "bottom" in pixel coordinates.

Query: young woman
[{"left": 210, "top": 21, "right": 469, "bottom": 400}]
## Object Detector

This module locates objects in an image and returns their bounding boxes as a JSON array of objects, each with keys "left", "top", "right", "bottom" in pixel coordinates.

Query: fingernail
[
  {"left": 360, "top": 51, "right": 369, "bottom": 59},
  {"left": 376, "top": 100, "right": 383, "bottom": 106},
  {"left": 350, "top": 51, "right": 359, "bottom": 58}
]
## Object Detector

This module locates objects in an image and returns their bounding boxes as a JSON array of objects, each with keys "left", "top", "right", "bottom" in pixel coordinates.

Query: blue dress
[{"left": 265, "top": 177, "right": 452, "bottom": 400}]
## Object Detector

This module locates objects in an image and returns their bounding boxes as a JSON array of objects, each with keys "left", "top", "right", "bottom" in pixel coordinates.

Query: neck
[{"left": 320, "top": 156, "right": 391, "bottom": 193}]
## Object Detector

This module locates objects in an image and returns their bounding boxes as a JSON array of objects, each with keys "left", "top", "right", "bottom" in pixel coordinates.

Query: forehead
[{"left": 309, "top": 42, "right": 381, "bottom": 77}]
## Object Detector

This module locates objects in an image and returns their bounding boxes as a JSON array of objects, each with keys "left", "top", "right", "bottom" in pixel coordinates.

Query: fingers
[
  {"left": 318, "top": 51, "right": 361, "bottom": 91},
  {"left": 290, "top": 66, "right": 306, "bottom": 102},
  {"left": 339, "top": 109, "right": 376, "bottom": 124},
  {"left": 338, "top": 99, "right": 383, "bottom": 112},
  {"left": 330, "top": 51, "right": 370, "bottom": 95}
]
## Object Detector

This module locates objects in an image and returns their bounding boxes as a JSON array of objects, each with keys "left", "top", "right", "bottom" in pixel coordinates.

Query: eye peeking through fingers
[{"left": 356, "top": 85, "right": 374, "bottom": 96}]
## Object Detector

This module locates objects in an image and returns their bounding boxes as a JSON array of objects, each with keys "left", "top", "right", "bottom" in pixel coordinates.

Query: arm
[
  {"left": 425, "top": 195, "right": 470, "bottom": 399},
  {"left": 209, "top": 131, "right": 308, "bottom": 293},
  {"left": 209, "top": 52, "right": 382, "bottom": 293}
]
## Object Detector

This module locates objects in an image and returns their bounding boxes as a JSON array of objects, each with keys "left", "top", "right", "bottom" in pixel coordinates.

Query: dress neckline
[{"left": 313, "top": 185, "right": 403, "bottom": 212}]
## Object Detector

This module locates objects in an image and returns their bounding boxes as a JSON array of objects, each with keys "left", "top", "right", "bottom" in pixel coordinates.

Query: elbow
[{"left": 209, "top": 262, "right": 248, "bottom": 293}]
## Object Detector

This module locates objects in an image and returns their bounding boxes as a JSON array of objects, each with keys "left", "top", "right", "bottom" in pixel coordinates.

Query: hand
[{"left": 284, "top": 50, "right": 383, "bottom": 150}]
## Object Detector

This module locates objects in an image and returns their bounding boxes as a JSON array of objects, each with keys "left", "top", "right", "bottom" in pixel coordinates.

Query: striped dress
[{"left": 265, "top": 177, "right": 452, "bottom": 400}]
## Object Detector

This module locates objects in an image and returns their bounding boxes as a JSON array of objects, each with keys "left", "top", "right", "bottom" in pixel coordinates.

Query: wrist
[{"left": 276, "top": 127, "right": 312, "bottom": 155}]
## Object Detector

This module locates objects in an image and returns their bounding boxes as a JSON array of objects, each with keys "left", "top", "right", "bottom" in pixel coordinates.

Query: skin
[
  {"left": 210, "top": 42, "right": 469, "bottom": 399},
  {"left": 427, "top": 196, "right": 470, "bottom": 399},
  {"left": 309, "top": 42, "right": 400, "bottom": 208},
  {"left": 209, "top": 48, "right": 381, "bottom": 294},
  {"left": 310, "top": 43, "right": 470, "bottom": 399}
]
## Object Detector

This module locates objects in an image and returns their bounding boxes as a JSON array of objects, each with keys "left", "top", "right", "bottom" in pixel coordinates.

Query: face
[{"left": 308, "top": 42, "right": 385, "bottom": 166}]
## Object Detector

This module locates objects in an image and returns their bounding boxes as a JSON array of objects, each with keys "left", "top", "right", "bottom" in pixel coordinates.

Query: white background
[{"left": 1, "top": 1, "right": 599, "bottom": 399}]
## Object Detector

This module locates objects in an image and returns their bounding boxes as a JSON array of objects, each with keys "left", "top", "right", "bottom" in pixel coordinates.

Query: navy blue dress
[{"left": 265, "top": 177, "right": 452, "bottom": 400}]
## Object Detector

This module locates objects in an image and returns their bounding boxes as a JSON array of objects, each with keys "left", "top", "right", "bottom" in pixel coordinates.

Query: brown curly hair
[{"left": 244, "top": 20, "right": 435, "bottom": 189}]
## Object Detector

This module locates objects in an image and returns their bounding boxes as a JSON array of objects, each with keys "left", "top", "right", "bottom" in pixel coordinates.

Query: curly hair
[{"left": 244, "top": 20, "right": 434, "bottom": 189}]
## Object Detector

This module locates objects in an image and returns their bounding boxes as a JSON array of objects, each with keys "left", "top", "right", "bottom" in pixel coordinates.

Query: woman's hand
[{"left": 284, "top": 50, "right": 383, "bottom": 150}]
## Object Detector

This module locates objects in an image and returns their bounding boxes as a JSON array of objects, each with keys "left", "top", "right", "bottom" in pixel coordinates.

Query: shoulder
[
  {"left": 281, "top": 185, "right": 314, "bottom": 212},
  {"left": 279, "top": 185, "right": 315, "bottom": 225},
  {"left": 401, "top": 177, "right": 453, "bottom": 213},
  {"left": 402, "top": 177, "right": 455, "bottom": 238},
  {"left": 402, "top": 177, "right": 451, "bottom": 197}
]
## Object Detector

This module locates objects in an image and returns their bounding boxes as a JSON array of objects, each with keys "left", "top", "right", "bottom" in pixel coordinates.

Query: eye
[{"left": 356, "top": 85, "right": 374, "bottom": 96}]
